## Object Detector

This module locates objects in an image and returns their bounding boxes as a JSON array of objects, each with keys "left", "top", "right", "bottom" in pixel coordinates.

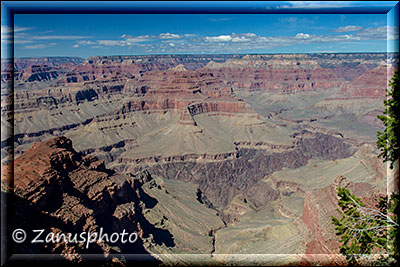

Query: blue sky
[{"left": 1, "top": 1, "right": 399, "bottom": 58}]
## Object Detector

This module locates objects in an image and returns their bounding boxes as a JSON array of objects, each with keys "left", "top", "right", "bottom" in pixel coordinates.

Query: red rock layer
[
  {"left": 203, "top": 55, "right": 347, "bottom": 93},
  {"left": 8, "top": 136, "right": 161, "bottom": 262},
  {"left": 13, "top": 57, "right": 84, "bottom": 71},
  {"left": 18, "top": 64, "right": 61, "bottom": 82},
  {"left": 60, "top": 55, "right": 234, "bottom": 84},
  {"left": 302, "top": 175, "right": 386, "bottom": 255},
  {"left": 339, "top": 65, "right": 390, "bottom": 98},
  {"left": 10, "top": 57, "right": 83, "bottom": 83},
  {"left": 207, "top": 67, "right": 343, "bottom": 93}
]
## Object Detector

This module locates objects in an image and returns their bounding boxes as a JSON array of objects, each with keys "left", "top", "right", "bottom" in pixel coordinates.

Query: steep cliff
[
  {"left": 131, "top": 132, "right": 356, "bottom": 210},
  {"left": 4, "top": 136, "right": 165, "bottom": 264}
]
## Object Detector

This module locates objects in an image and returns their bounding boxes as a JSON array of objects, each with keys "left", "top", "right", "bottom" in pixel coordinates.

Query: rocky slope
[
  {"left": 203, "top": 53, "right": 394, "bottom": 94},
  {"left": 339, "top": 63, "right": 396, "bottom": 98},
  {"left": 1, "top": 53, "right": 395, "bottom": 265},
  {"left": 3, "top": 53, "right": 392, "bottom": 177},
  {"left": 2, "top": 57, "right": 84, "bottom": 85},
  {"left": 301, "top": 174, "right": 385, "bottom": 255},
  {"left": 204, "top": 54, "right": 343, "bottom": 93},
  {"left": 1, "top": 136, "right": 168, "bottom": 264},
  {"left": 131, "top": 132, "right": 356, "bottom": 211},
  {"left": 1, "top": 57, "right": 83, "bottom": 80},
  {"left": 2, "top": 135, "right": 385, "bottom": 265}
]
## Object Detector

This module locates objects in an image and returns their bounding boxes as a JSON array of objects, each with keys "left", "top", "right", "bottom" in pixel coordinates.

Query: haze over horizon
[
  {"left": 6, "top": 51, "right": 398, "bottom": 61},
  {"left": 1, "top": 1, "right": 399, "bottom": 59}
]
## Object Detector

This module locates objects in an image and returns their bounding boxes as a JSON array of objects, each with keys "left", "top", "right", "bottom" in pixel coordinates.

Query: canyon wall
[{"left": 1, "top": 136, "right": 171, "bottom": 263}]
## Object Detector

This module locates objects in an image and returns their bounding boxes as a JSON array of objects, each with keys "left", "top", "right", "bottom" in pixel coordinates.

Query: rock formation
[
  {"left": 1, "top": 53, "right": 395, "bottom": 265},
  {"left": 3, "top": 136, "right": 168, "bottom": 264}
]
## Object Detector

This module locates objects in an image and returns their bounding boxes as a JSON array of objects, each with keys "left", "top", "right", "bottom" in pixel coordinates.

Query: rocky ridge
[
  {"left": 131, "top": 132, "right": 356, "bottom": 211},
  {"left": 1, "top": 136, "right": 172, "bottom": 264}
]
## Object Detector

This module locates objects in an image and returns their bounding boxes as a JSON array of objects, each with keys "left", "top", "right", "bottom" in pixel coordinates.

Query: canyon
[{"left": 1, "top": 53, "right": 397, "bottom": 265}]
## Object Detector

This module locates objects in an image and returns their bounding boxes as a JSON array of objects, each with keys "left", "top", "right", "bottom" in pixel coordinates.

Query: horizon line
[{"left": 3, "top": 51, "right": 399, "bottom": 60}]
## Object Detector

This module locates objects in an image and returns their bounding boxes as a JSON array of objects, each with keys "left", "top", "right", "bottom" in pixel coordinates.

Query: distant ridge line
[{"left": 6, "top": 52, "right": 398, "bottom": 60}]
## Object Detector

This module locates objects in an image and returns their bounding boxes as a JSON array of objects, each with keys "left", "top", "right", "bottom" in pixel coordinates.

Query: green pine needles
[
  {"left": 377, "top": 70, "right": 399, "bottom": 169},
  {"left": 332, "top": 71, "right": 399, "bottom": 265},
  {"left": 332, "top": 188, "right": 398, "bottom": 265}
]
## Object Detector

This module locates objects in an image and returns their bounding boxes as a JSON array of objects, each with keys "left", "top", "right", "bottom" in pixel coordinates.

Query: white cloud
[
  {"left": 91, "top": 25, "right": 398, "bottom": 53},
  {"left": 2, "top": 25, "right": 93, "bottom": 49},
  {"left": 98, "top": 40, "right": 127, "bottom": 46},
  {"left": 77, "top": 40, "right": 96, "bottom": 45},
  {"left": 295, "top": 33, "right": 311, "bottom": 39},
  {"left": 1, "top": 34, "right": 12, "bottom": 43},
  {"left": 1, "top": 25, "right": 31, "bottom": 34},
  {"left": 23, "top": 44, "right": 47, "bottom": 49},
  {"left": 119, "top": 34, "right": 150, "bottom": 43},
  {"left": 287, "top": 1, "right": 355, "bottom": 8},
  {"left": 277, "top": 16, "right": 316, "bottom": 26},
  {"left": 73, "top": 44, "right": 79, "bottom": 48},
  {"left": 13, "top": 39, "right": 34, "bottom": 44},
  {"left": 125, "top": 37, "right": 149, "bottom": 43},
  {"left": 355, "top": 26, "right": 398, "bottom": 40},
  {"left": 1, "top": 34, "right": 12, "bottom": 39},
  {"left": 15, "top": 26, "right": 32, "bottom": 33},
  {"left": 159, "top": 33, "right": 180, "bottom": 39},
  {"left": 2, "top": 25, "right": 32, "bottom": 44},
  {"left": 243, "top": 33, "right": 257, "bottom": 37},
  {"left": 1, "top": 25, "right": 12, "bottom": 34},
  {"left": 42, "top": 24, "right": 394, "bottom": 54},
  {"left": 335, "top": 25, "right": 363, "bottom": 32},
  {"left": 232, "top": 36, "right": 250, "bottom": 42},
  {"left": 209, "top": 17, "right": 231, "bottom": 22},
  {"left": 205, "top": 35, "right": 232, "bottom": 42},
  {"left": 32, "top": 35, "right": 91, "bottom": 40},
  {"left": 387, "top": 26, "right": 399, "bottom": 41}
]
